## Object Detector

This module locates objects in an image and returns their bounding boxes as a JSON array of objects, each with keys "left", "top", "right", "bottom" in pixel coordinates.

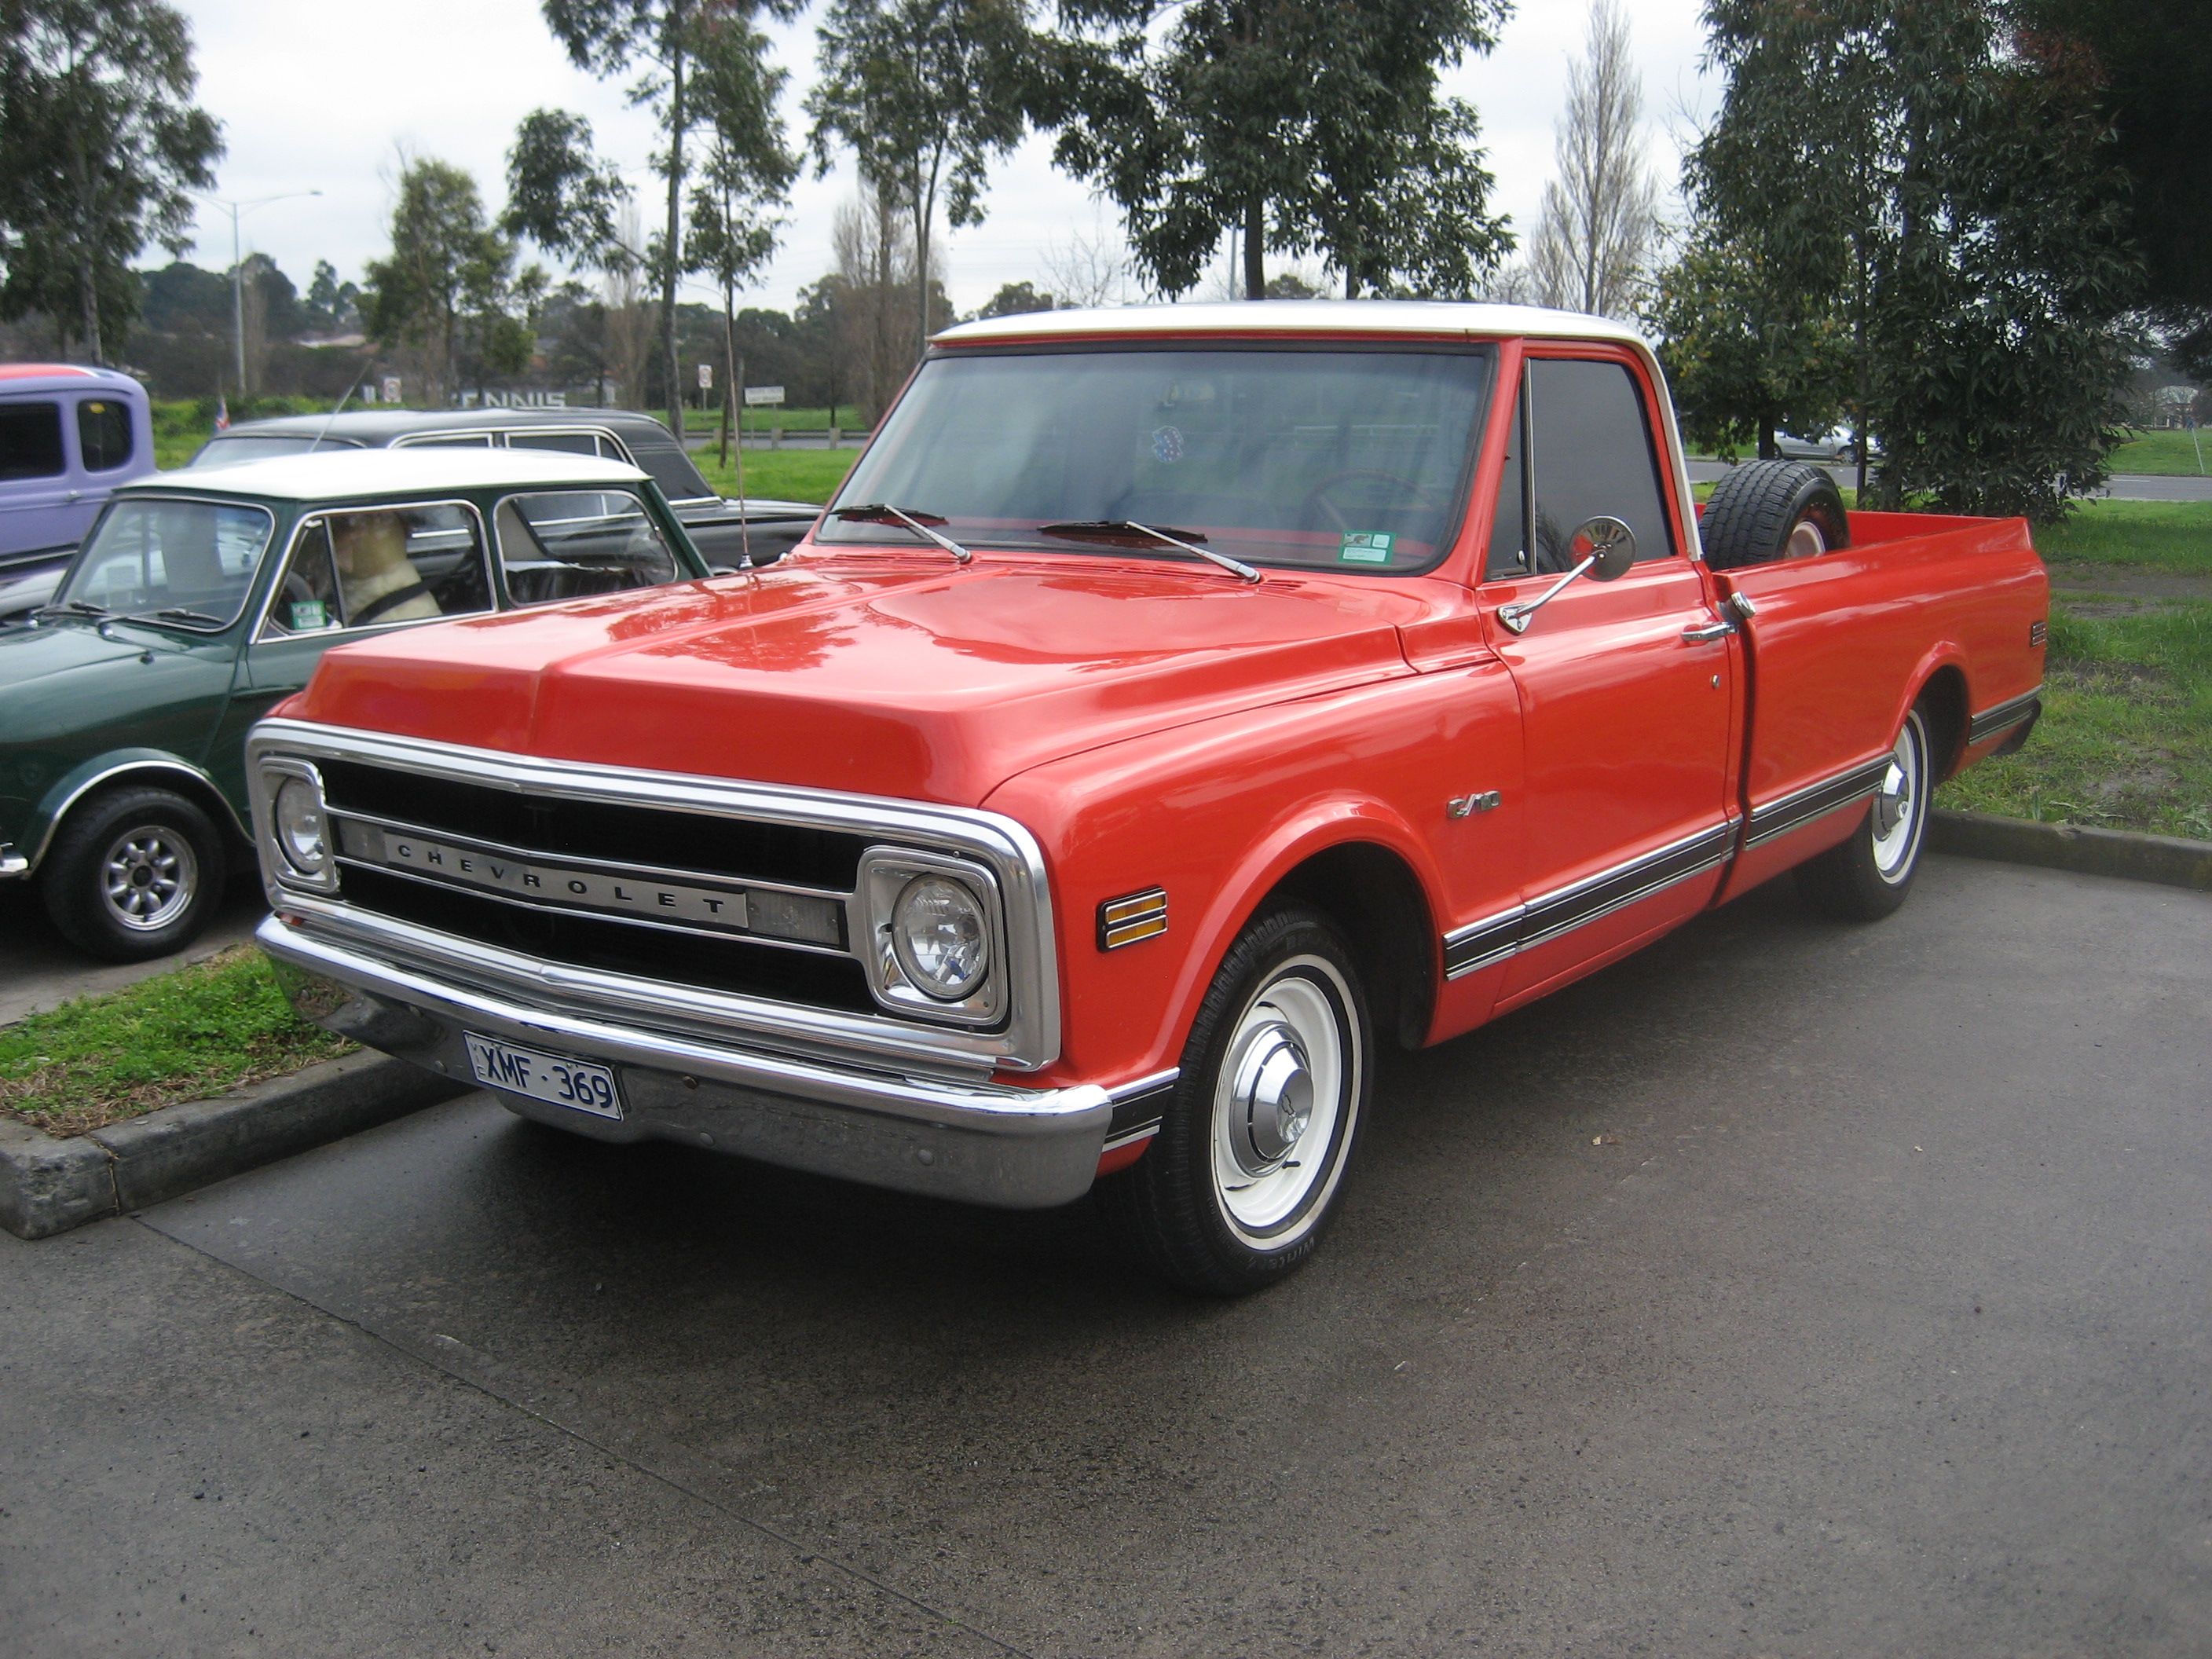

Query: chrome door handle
[{"left": 1682, "top": 618, "right": 1736, "bottom": 643}]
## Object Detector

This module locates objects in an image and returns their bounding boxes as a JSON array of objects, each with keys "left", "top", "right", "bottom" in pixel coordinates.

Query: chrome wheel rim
[
  {"left": 100, "top": 824, "right": 198, "bottom": 932},
  {"left": 1870, "top": 716, "right": 1926, "bottom": 883},
  {"left": 1210, "top": 955, "right": 1359, "bottom": 1241},
  {"left": 1785, "top": 518, "right": 1828, "bottom": 559}
]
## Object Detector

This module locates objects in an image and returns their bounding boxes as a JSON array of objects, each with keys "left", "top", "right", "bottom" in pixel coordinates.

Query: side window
[
  {"left": 76, "top": 398, "right": 135, "bottom": 471},
  {"left": 495, "top": 489, "right": 682, "bottom": 606},
  {"left": 0, "top": 401, "right": 66, "bottom": 479},
  {"left": 506, "top": 431, "right": 600, "bottom": 456},
  {"left": 396, "top": 434, "right": 493, "bottom": 449},
  {"left": 626, "top": 438, "right": 713, "bottom": 502},
  {"left": 265, "top": 504, "right": 492, "bottom": 635},
  {"left": 1485, "top": 376, "right": 1529, "bottom": 580},
  {"left": 1527, "top": 359, "right": 1675, "bottom": 571}
]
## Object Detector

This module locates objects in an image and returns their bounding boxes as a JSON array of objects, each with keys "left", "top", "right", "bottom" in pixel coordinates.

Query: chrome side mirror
[{"left": 1497, "top": 516, "right": 1635, "bottom": 635}]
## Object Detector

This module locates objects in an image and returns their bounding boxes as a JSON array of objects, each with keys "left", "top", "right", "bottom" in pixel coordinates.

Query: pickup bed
[{"left": 246, "top": 302, "right": 2046, "bottom": 1294}]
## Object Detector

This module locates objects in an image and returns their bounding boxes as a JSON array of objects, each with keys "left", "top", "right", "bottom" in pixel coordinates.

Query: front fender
[{"left": 16, "top": 749, "right": 249, "bottom": 877}]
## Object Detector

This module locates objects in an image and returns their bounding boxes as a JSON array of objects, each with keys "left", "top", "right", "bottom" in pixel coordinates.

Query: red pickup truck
[{"left": 247, "top": 303, "right": 2046, "bottom": 1294}]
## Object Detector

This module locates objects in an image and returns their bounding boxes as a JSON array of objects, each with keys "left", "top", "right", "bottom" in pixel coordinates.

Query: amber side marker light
[{"left": 1098, "top": 888, "right": 1167, "bottom": 951}]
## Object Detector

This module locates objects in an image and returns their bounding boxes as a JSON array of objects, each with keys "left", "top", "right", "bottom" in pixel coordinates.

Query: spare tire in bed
[{"left": 1698, "top": 460, "right": 1850, "bottom": 571}]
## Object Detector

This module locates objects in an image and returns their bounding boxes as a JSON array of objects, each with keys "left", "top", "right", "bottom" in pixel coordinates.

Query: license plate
[{"left": 464, "top": 1031, "right": 623, "bottom": 1120}]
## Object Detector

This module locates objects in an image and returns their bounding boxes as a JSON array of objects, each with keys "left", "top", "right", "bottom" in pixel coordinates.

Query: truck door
[{"left": 1479, "top": 353, "right": 1738, "bottom": 1005}]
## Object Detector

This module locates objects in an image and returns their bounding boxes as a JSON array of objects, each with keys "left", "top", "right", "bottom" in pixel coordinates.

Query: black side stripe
[
  {"left": 1442, "top": 820, "right": 1737, "bottom": 980},
  {"left": 1742, "top": 754, "right": 1895, "bottom": 850},
  {"left": 1968, "top": 687, "right": 2043, "bottom": 745}
]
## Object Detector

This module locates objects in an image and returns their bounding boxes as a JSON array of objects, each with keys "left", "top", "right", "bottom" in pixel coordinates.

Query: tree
[
  {"left": 1036, "top": 0, "right": 1510, "bottom": 300},
  {"left": 504, "top": 108, "right": 635, "bottom": 272},
  {"left": 687, "top": 15, "right": 797, "bottom": 460},
  {"left": 303, "top": 259, "right": 361, "bottom": 333},
  {"left": 1525, "top": 0, "right": 1661, "bottom": 317},
  {"left": 808, "top": 0, "right": 1028, "bottom": 362},
  {"left": 1694, "top": 0, "right": 2139, "bottom": 520},
  {"left": 0, "top": 0, "right": 222, "bottom": 361},
  {"left": 1645, "top": 226, "right": 1847, "bottom": 458},
  {"left": 2015, "top": 0, "right": 2211, "bottom": 377},
  {"left": 362, "top": 158, "right": 526, "bottom": 406},
  {"left": 975, "top": 279, "right": 1054, "bottom": 317},
  {"left": 537, "top": 0, "right": 800, "bottom": 435}
]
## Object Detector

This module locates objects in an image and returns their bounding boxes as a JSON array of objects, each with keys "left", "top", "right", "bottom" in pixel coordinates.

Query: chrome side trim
[
  {"left": 1741, "top": 754, "right": 1895, "bottom": 850},
  {"left": 0, "top": 848, "right": 27, "bottom": 879},
  {"left": 1443, "top": 819, "right": 1737, "bottom": 980},
  {"left": 1968, "top": 687, "right": 2044, "bottom": 745},
  {"left": 1101, "top": 1068, "right": 1181, "bottom": 1148},
  {"left": 247, "top": 718, "right": 1064, "bottom": 1072}
]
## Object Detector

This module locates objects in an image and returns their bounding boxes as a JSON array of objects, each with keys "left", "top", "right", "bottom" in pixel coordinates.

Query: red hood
[{"left": 295, "top": 550, "right": 1447, "bottom": 805}]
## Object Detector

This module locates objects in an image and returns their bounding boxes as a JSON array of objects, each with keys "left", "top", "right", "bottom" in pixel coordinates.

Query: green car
[{"left": 0, "top": 447, "right": 720, "bottom": 961}]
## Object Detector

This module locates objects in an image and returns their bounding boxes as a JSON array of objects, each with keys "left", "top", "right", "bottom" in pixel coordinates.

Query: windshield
[
  {"left": 819, "top": 346, "right": 1496, "bottom": 575},
  {"left": 57, "top": 497, "right": 274, "bottom": 626},
  {"left": 191, "top": 433, "right": 363, "bottom": 466}
]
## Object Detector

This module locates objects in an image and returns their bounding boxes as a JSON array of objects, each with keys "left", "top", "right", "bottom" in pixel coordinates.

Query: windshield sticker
[
  {"left": 1339, "top": 532, "right": 1394, "bottom": 565},
  {"left": 289, "top": 599, "right": 332, "bottom": 631},
  {"left": 1151, "top": 424, "right": 1185, "bottom": 464}
]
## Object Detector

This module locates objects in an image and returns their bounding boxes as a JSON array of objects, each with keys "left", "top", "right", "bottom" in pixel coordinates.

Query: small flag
[{"left": 214, "top": 395, "right": 230, "bottom": 431}]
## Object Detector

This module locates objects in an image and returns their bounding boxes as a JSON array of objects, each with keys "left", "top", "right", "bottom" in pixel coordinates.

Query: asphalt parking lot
[{"left": 4, "top": 855, "right": 2207, "bottom": 1657}]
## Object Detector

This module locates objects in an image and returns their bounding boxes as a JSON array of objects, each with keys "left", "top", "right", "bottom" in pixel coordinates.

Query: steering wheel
[{"left": 1299, "top": 469, "right": 1447, "bottom": 536}]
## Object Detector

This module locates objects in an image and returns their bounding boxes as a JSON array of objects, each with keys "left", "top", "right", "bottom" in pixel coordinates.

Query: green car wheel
[{"left": 42, "top": 786, "right": 228, "bottom": 963}]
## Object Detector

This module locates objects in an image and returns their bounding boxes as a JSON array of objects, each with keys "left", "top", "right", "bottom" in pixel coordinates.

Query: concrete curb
[
  {"left": 1931, "top": 809, "right": 2212, "bottom": 892},
  {"left": 0, "top": 1051, "right": 464, "bottom": 1240}
]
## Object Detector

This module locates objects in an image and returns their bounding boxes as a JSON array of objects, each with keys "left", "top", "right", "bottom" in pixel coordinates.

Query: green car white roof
[{"left": 119, "top": 446, "right": 654, "bottom": 502}]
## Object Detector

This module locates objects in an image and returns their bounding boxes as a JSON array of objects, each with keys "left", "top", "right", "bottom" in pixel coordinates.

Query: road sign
[
  {"left": 744, "top": 385, "right": 786, "bottom": 407},
  {"left": 698, "top": 363, "right": 713, "bottom": 390},
  {"left": 380, "top": 375, "right": 401, "bottom": 405}
]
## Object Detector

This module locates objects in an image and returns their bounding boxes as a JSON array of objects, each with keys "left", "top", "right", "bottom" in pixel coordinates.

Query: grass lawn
[
  {"left": 694, "top": 447, "right": 855, "bottom": 504},
  {"left": 1936, "top": 497, "right": 2212, "bottom": 839},
  {"left": 2111, "top": 427, "right": 2211, "bottom": 478},
  {"left": 1, "top": 946, "right": 353, "bottom": 1137},
  {"left": 683, "top": 405, "right": 864, "bottom": 434}
]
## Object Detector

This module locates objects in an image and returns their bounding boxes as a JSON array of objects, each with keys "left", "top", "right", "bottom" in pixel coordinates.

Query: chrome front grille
[{"left": 247, "top": 720, "right": 1066, "bottom": 1074}]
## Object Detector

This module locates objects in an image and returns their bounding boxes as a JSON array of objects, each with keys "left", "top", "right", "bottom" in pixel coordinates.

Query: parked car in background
[
  {"left": 190, "top": 407, "right": 819, "bottom": 570},
  {"left": 0, "top": 365, "right": 156, "bottom": 622},
  {"left": 1774, "top": 426, "right": 1880, "bottom": 464},
  {"left": 0, "top": 447, "right": 720, "bottom": 961}
]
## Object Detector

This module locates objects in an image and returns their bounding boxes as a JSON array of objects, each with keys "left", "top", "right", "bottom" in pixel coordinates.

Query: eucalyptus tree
[
  {"left": 533, "top": 0, "right": 799, "bottom": 429},
  {"left": 0, "top": 0, "right": 222, "bottom": 362},
  {"left": 807, "top": 0, "right": 1029, "bottom": 359},
  {"left": 1035, "top": 0, "right": 1510, "bottom": 300},
  {"left": 1694, "top": 0, "right": 2137, "bottom": 518},
  {"left": 362, "top": 158, "right": 525, "bottom": 407}
]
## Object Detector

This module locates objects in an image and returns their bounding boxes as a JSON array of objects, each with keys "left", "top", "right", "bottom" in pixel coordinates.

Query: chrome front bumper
[{"left": 257, "top": 914, "right": 1115, "bottom": 1208}]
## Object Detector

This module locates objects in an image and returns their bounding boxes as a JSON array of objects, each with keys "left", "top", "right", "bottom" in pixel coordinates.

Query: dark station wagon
[
  {"left": 0, "top": 446, "right": 727, "bottom": 961},
  {"left": 190, "top": 406, "right": 819, "bottom": 573}
]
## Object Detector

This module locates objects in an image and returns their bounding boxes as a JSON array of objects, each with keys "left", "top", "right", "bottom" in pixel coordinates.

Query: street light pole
[{"left": 198, "top": 189, "right": 322, "bottom": 397}]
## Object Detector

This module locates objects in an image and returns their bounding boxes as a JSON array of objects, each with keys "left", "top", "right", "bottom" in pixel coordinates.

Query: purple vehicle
[{"left": 0, "top": 365, "right": 156, "bottom": 621}]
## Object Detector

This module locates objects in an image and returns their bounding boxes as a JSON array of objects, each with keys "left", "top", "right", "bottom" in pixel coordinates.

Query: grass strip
[
  {"left": 1939, "top": 596, "right": 2212, "bottom": 839},
  {"left": 0, "top": 946, "right": 353, "bottom": 1138},
  {"left": 2032, "top": 500, "right": 2212, "bottom": 577},
  {"left": 694, "top": 447, "right": 855, "bottom": 504},
  {"left": 2110, "top": 429, "right": 2212, "bottom": 479}
]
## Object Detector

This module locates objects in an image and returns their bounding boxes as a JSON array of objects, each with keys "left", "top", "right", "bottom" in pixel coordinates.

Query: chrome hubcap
[
  {"left": 1869, "top": 718, "right": 1925, "bottom": 882},
  {"left": 1226, "top": 1020, "right": 1315, "bottom": 1174},
  {"left": 1785, "top": 518, "right": 1828, "bottom": 559},
  {"left": 1210, "top": 959, "right": 1357, "bottom": 1240},
  {"left": 101, "top": 826, "right": 197, "bottom": 931}
]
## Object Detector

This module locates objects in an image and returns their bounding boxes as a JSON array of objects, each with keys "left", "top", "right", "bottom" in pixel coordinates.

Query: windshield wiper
[
  {"left": 832, "top": 503, "right": 972, "bottom": 565},
  {"left": 132, "top": 607, "right": 225, "bottom": 628},
  {"left": 1038, "top": 519, "right": 1261, "bottom": 584},
  {"left": 35, "top": 599, "right": 111, "bottom": 620}
]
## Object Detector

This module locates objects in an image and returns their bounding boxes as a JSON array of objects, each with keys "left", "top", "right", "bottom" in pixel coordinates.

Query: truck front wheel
[{"left": 1099, "top": 903, "right": 1372, "bottom": 1295}]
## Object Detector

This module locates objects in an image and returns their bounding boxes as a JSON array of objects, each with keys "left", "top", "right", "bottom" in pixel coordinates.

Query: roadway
[{"left": 5, "top": 855, "right": 2207, "bottom": 1655}]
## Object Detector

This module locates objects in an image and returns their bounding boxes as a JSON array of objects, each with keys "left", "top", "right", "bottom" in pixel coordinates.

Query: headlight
[
  {"left": 890, "top": 874, "right": 989, "bottom": 1000},
  {"left": 273, "top": 775, "right": 329, "bottom": 875}
]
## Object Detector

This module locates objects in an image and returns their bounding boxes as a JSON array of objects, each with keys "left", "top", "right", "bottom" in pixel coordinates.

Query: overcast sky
[{"left": 174, "top": 0, "right": 1718, "bottom": 319}]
